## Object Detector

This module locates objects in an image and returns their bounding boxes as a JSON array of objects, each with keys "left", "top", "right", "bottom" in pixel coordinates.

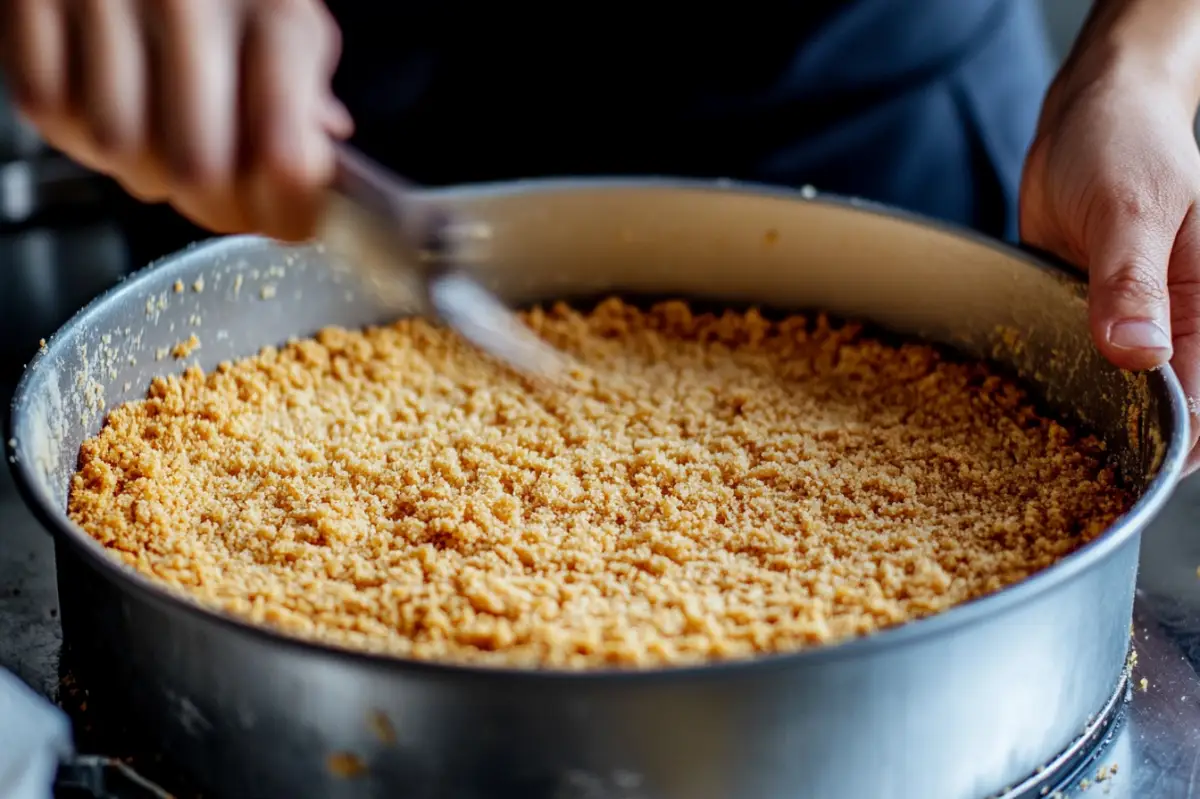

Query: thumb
[{"left": 1086, "top": 197, "right": 1180, "bottom": 371}]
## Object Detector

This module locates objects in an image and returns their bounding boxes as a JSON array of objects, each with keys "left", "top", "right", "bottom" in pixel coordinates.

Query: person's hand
[
  {"left": 0, "top": 0, "right": 353, "bottom": 242},
  {"left": 1020, "top": 5, "right": 1200, "bottom": 474}
]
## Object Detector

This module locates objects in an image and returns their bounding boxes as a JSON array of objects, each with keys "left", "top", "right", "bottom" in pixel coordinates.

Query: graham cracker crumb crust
[{"left": 68, "top": 299, "right": 1131, "bottom": 669}]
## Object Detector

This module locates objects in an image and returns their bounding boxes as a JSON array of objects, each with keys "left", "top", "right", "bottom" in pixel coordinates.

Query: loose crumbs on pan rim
[{"left": 68, "top": 298, "right": 1132, "bottom": 669}]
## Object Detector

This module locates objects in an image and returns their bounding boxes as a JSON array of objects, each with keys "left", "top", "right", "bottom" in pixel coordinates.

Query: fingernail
[{"left": 1108, "top": 319, "right": 1172, "bottom": 352}]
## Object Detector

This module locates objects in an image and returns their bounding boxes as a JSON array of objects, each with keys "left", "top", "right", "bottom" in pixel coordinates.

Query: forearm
[{"left": 1066, "top": 0, "right": 1200, "bottom": 109}]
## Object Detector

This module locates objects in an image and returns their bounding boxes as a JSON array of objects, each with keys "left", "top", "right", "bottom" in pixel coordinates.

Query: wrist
[{"left": 1063, "top": 0, "right": 1200, "bottom": 111}]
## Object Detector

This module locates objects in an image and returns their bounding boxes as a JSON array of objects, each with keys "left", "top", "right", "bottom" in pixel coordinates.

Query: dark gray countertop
[{"left": 0, "top": 407, "right": 61, "bottom": 699}]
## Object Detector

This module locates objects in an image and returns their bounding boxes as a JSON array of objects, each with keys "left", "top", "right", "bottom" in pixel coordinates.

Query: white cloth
[{"left": 0, "top": 667, "right": 72, "bottom": 799}]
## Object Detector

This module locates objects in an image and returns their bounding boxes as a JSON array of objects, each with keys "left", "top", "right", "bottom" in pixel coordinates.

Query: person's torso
[{"left": 327, "top": 0, "right": 1017, "bottom": 184}]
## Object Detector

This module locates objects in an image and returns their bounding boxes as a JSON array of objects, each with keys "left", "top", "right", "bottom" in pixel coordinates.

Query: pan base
[{"left": 996, "top": 666, "right": 1129, "bottom": 799}]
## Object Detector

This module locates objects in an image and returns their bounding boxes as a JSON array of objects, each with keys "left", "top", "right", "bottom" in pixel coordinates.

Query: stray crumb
[
  {"left": 1140, "top": 677, "right": 1149, "bottom": 691},
  {"left": 154, "top": 347, "right": 169, "bottom": 362},
  {"left": 1079, "top": 778, "right": 1090, "bottom": 790},
  {"left": 193, "top": 277, "right": 206, "bottom": 293},
  {"left": 172, "top": 334, "right": 201, "bottom": 359},
  {"left": 38, "top": 338, "right": 47, "bottom": 353},
  {"left": 173, "top": 280, "right": 184, "bottom": 294},
  {"left": 260, "top": 284, "right": 277, "bottom": 300},
  {"left": 68, "top": 299, "right": 1132, "bottom": 669},
  {"left": 326, "top": 752, "right": 366, "bottom": 779},
  {"left": 233, "top": 274, "right": 244, "bottom": 296},
  {"left": 368, "top": 711, "right": 396, "bottom": 745}
]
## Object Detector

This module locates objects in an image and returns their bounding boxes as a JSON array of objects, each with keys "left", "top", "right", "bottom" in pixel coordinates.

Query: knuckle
[
  {"left": 1094, "top": 185, "right": 1158, "bottom": 226},
  {"left": 1090, "top": 177, "right": 1188, "bottom": 236},
  {"left": 1100, "top": 261, "right": 1169, "bottom": 304}
]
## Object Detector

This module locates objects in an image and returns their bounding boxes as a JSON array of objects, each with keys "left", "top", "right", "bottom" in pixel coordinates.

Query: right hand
[{"left": 0, "top": 0, "right": 353, "bottom": 242}]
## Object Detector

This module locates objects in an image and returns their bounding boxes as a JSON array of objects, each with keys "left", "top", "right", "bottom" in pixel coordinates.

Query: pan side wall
[
  {"left": 17, "top": 185, "right": 1174, "bottom": 799},
  {"left": 55, "top": 533, "right": 1138, "bottom": 799}
]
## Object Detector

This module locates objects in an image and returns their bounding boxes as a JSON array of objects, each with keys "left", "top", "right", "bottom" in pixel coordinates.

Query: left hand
[{"left": 1021, "top": 60, "right": 1200, "bottom": 474}]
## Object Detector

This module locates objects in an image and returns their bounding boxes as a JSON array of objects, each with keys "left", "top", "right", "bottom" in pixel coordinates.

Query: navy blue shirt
[{"left": 327, "top": 0, "right": 1054, "bottom": 239}]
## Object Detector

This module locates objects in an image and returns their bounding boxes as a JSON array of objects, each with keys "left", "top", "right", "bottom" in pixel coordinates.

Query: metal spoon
[{"left": 316, "top": 145, "right": 568, "bottom": 379}]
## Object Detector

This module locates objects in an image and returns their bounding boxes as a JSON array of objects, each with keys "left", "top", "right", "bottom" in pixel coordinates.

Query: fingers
[
  {"left": 79, "top": 0, "right": 146, "bottom": 157},
  {"left": 1167, "top": 204, "right": 1200, "bottom": 473},
  {"left": 1085, "top": 190, "right": 1182, "bottom": 372},
  {"left": 75, "top": 0, "right": 175, "bottom": 204},
  {"left": 2, "top": 0, "right": 346, "bottom": 240},
  {"left": 146, "top": 0, "right": 247, "bottom": 233},
  {"left": 242, "top": 0, "right": 342, "bottom": 242},
  {"left": 3, "top": 0, "right": 69, "bottom": 115}
]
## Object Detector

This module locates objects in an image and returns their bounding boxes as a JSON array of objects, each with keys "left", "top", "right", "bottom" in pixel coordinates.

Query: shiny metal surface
[
  {"left": 322, "top": 146, "right": 567, "bottom": 378},
  {"left": 7, "top": 181, "right": 1190, "bottom": 799}
]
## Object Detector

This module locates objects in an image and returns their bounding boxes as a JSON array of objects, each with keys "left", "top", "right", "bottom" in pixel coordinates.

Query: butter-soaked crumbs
[{"left": 68, "top": 299, "right": 1132, "bottom": 669}]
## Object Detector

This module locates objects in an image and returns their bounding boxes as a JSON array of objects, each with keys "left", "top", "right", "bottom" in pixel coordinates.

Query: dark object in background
[
  {"left": 0, "top": 85, "right": 207, "bottom": 394},
  {"left": 107, "top": 196, "right": 210, "bottom": 275},
  {"left": 0, "top": 158, "right": 131, "bottom": 393}
]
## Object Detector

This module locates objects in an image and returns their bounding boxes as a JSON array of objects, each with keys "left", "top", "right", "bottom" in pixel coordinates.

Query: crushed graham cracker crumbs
[
  {"left": 171, "top": 334, "right": 201, "bottom": 360},
  {"left": 68, "top": 299, "right": 1132, "bottom": 669},
  {"left": 326, "top": 752, "right": 366, "bottom": 778},
  {"left": 368, "top": 711, "right": 396, "bottom": 745}
]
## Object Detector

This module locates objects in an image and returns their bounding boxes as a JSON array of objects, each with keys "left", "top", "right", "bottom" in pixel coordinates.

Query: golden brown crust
[{"left": 68, "top": 299, "right": 1131, "bottom": 669}]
